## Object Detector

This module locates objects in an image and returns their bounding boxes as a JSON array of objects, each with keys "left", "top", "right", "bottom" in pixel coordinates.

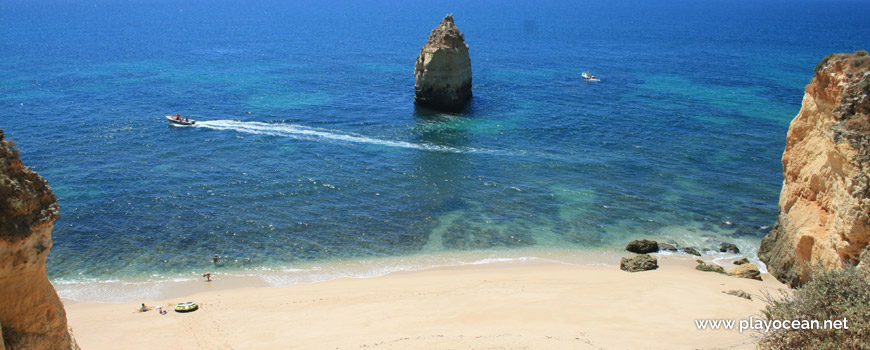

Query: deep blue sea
[{"left": 2, "top": 0, "right": 869, "bottom": 300}]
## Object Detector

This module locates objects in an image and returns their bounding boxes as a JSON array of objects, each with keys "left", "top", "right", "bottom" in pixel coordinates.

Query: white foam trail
[{"left": 196, "top": 120, "right": 496, "bottom": 155}]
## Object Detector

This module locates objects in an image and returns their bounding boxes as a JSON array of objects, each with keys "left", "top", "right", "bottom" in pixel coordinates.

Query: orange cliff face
[
  {"left": 759, "top": 51, "right": 870, "bottom": 287},
  {"left": 0, "top": 129, "right": 79, "bottom": 350}
]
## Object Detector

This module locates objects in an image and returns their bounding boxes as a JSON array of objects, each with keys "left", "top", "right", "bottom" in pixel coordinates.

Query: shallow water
[{"left": 2, "top": 0, "right": 869, "bottom": 300}]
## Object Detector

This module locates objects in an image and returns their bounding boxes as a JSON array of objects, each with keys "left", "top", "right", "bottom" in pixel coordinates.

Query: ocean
[{"left": 2, "top": 0, "right": 869, "bottom": 301}]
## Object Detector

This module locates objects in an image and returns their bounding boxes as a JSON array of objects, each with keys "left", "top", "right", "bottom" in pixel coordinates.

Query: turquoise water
[{"left": 2, "top": 0, "right": 869, "bottom": 300}]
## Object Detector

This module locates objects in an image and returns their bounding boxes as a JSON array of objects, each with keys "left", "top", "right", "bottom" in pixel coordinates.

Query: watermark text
[{"left": 695, "top": 317, "right": 849, "bottom": 333}]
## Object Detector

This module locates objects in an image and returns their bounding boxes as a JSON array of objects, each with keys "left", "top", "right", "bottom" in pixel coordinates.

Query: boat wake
[{"left": 195, "top": 120, "right": 508, "bottom": 155}]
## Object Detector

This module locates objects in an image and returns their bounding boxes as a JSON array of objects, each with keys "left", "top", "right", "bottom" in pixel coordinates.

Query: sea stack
[
  {"left": 0, "top": 129, "right": 79, "bottom": 349},
  {"left": 414, "top": 14, "right": 472, "bottom": 112},
  {"left": 759, "top": 51, "right": 870, "bottom": 287}
]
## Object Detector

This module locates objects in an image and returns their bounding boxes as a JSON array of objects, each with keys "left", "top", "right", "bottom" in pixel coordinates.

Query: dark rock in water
[
  {"left": 620, "top": 254, "right": 658, "bottom": 272},
  {"left": 718, "top": 242, "right": 740, "bottom": 254},
  {"left": 681, "top": 247, "right": 702, "bottom": 256},
  {"left": 658, "top": 243, "right": 678, "bottom": 252},
  {"left": 731, "top": 227, "right": 757, "bottom": 237},
  {"left": 733, "top": 258, "right": 750, "bottom": 265},
  {"left": 729, "top": 264, "right": 762, "bottom": 281},
  {"left": 625, "top": 239, "right": 658, "bottom": 254},
  {"left": 414, "top": 14, "right": 472, "bottom": 112},
  {"left": 718, "top": 221, "right": 735, "bottom": 229},
  {"left": 723, "top": 290, "right": 752, "bottom": 300}
]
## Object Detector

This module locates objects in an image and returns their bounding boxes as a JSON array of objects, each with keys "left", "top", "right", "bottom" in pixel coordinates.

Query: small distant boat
[
  {"left": 166, "top": 114, "right": 195, "bottom": 126},
  {"left": 581, "top": 71, "right": 600, "bottom": 82}
]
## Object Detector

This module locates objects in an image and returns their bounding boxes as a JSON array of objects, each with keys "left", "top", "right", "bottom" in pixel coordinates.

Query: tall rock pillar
[{"left": 414, "top": 14, "right": 472, "bottom": 112}]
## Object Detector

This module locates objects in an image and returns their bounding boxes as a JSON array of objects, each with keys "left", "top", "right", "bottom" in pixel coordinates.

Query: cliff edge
[
  {"left": 0, "top": 129, "right": 79, "bottom": 350},
  {"left": 414, "top": 14, "right": 472, "bottom": 112},
  {"left": 759, "top": 51, "right": 870, "bottom": 287}
]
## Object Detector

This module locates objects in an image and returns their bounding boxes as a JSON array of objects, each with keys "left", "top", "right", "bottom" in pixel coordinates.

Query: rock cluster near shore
[
  {"left": 0, "top": 129, "right": 79, "bottom": 350},
  {"left": 620, "top": 254, "right": 658, "bottom": 272},
  {"left": 625, "top": 239, "right": 658, "bottom": 254},
  {"left": 624, "top": 239, "right": 725, "bottom": 257},
  {"left": 622, "top": 239, "right": 762, "bottom": 280},
  {"left": 620, "top": 239, "right": 661, "bottom": 272},
  {"left": 729, "top": 264, "right": 762, "bottom": 281},
  {"left": 414, "top": 14, "right": 472, "bottom": 112},
  {"left": 759, "top": 51, "right": 870, "bottom": 287},
  {"left": 695, "top": 260, "right": 726, "bottom": 274}
]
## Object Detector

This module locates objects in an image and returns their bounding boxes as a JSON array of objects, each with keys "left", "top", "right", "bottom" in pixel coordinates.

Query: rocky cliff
[
  {"left": 414, "top": 14, "right": 472, "bottom": 112},
  {"left": 759, "top": 51, "right": 870, "bottom": 287},
  {"left": 0, "top": 129, "right": 79, "bottom": 350}
]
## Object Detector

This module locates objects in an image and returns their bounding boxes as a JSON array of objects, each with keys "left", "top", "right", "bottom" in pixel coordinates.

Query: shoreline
[
  {"left": 56, "top": 246, "right": 761, "bottom": 304},
  {"left": 57, "top": 248, "right": 624, "bottom": 304},
  {"left": 65, "top": 255, "right": 788, "bottom": 350}
]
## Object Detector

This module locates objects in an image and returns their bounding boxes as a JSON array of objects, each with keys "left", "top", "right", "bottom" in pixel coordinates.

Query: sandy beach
[{"left": 64, "top": 255, "right": 787, "bottom": 350}]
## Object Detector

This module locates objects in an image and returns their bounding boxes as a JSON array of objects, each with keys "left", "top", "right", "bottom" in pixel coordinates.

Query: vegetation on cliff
[
  {"left": 759, "top": 249, "right": 870, "bottom": 350},
  {"left": 0, "top": 130, "right": 59, "bottom": 243}
]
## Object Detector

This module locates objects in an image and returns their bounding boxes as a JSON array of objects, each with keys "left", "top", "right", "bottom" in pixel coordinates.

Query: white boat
[
  {"left": 582, "top": 71, "right": 600, "bottom": 82},
  {"left": 166, "top": 114, "right": 195, "bottom": 126}
]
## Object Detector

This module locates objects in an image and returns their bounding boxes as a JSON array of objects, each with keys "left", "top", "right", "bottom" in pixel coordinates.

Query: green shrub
[
  {"left": 851, "top": 55, "right": 870, "bottom": 68},
  {"left": 758, "top": 250, "right": 870, "bottom": 350},
  {"left": 815, "top": 54, "right": 836, "bottom": 74},
  {"left": 4, "top": 139, "right": 19, "bottom": 158}
]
